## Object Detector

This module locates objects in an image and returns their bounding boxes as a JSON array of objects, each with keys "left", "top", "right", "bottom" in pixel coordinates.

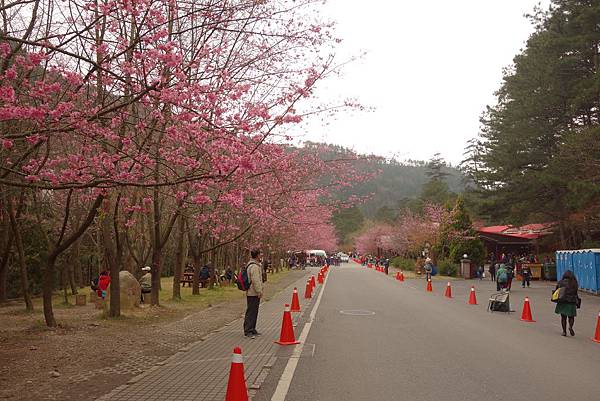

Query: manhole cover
[{"left": 339, "top": 310, "right": 375, "bottom": 316}]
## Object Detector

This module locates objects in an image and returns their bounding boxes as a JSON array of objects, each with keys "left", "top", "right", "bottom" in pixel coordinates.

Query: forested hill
[
  {"left": 302, "top": 142, "right": 465, "bottom": 217},
  {"left": 351, "top": 158, "right": 464, "bottom": 217}
]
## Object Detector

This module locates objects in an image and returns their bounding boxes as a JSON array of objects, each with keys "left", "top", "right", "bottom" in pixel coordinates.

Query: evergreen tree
[{"left": 464, "top": 1, "right": 600, "bottom": 246}]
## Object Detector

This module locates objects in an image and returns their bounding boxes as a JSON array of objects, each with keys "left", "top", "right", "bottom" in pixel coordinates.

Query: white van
[{"left": 307, "top": 250, "right": 327, "bottom": 258}]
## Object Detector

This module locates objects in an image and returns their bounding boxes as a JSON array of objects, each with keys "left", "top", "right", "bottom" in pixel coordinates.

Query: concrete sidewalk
[{"left": 97, "top": 268, "right": 321, "bottom": 401}]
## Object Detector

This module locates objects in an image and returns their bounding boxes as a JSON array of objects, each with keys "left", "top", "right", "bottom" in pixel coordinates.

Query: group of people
[
  {"left": 90, "top": 249, "right": 583, "bottom": 339},
  {"left": 488, "top": 263, "right": 533, "bottom": 291},
  {"left": 91, "top": 266, "right": 152, "bottom": 303},
  {"left": 490, "top": 263, "right": 581, "bottom": 337}
]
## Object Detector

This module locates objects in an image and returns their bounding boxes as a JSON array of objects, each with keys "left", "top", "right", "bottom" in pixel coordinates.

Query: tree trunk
[
  {"left": 68, "top": 264, "right": 78, "bottom": 295},
  {"left": 43, "top": 255, "right": 57, "bottom": 327},
  {"left": 172, "top": 216, "right": 185, "bottom": 300},
  {"left": 0, "top": 235, "right": 13, "bottom": 303},
  {"left": 188, "top": 231, "right": 202, "bottom": 295},
  {"left": 558, "top": 222, "right": 567, "bottom": 248},
  {"left": 150, "top": 249, "right": 161, "bottom": 305},
  {"left": 71, "top": 239, "right": 82, "bottom": 291},
  {"left": 208, "top": 243, "right": 217, "bottom": 289},
  {"left": 39, "top": 194, "right": 104, "bottom": 327},
  {"left": 8, "top": 203, "right": 33, "bottom": 311},
  {"left": 101, "top": 196, "right": 122, "bottom": 318},
  {"left": 60, "top": 267, "right": 69, "bottom": 305}
]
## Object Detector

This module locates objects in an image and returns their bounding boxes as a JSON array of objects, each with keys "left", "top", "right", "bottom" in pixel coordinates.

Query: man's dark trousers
[{"left": 244, "top": 296, "right": 260, "bottom": 335}]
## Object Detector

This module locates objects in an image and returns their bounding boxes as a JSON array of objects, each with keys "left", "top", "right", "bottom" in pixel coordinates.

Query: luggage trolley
[{"left": 487, "top": 290, "right": 513, "bottom": 313}]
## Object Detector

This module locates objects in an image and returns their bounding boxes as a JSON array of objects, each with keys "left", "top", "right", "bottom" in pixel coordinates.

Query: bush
[
  {"left": 437, "top": 258, "right": 458, "bottom": 277},
  {"left": 448, "top": 238, "right": 486, "bottom": 265},
  {"left": 390, "top": 256, "right": 415, "bottom": 271}
]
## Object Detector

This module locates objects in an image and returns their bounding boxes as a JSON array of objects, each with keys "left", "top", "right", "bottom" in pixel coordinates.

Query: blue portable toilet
[{"left": 555, "top": 249, "right": 600, "bottom": 294}]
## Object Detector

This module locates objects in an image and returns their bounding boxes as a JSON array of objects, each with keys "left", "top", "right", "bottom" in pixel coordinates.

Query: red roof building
[{"left": 476, "top": 223, "right": 555, "bottom": 253}]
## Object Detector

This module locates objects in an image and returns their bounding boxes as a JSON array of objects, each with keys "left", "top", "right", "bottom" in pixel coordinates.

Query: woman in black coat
[{"left": 554, "top": 270, "right": 579, "bottom": 336}]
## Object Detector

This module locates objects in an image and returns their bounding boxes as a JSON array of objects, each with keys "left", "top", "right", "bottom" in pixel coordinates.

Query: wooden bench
[{"left": 180, "top": 272, "right": 209, "bottom": 288}]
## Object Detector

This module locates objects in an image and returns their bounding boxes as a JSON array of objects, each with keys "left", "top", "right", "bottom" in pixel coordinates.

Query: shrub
[
  {"left": 437, "top": 258, "right": 458, "bottom": 277},
  {"left": 390, "top": 256, "right": 415, "bottom": 271},
  {"left": 448, "top": 238, "right": 486, "bottom": 265}
]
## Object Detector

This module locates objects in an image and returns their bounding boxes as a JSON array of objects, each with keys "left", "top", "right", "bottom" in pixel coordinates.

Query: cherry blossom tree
[{"left": 1, "top": 0, "right": 370, "bottom": 324}]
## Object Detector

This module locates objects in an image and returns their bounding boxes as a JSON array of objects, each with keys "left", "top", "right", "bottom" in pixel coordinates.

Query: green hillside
[{"left": 351, "top": 158, "right": 465, "bottom": 218}]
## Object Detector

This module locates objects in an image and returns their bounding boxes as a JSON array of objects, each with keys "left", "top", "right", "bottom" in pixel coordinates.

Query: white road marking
[{"left": 270, "top": 269, "right": 329, "bottom": 401}]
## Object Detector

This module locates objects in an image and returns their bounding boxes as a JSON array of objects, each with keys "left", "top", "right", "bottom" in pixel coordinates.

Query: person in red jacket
[{"left": 96, "top": 270, "right": 110, "bottom": 299}]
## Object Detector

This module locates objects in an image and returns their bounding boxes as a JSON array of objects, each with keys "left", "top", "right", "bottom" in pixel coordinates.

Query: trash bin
[{"left": 543, "top": 263, "right": 557, "bottom": 281}]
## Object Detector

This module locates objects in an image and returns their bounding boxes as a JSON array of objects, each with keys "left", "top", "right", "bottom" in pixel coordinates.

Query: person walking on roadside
[
  {"left": 477, "top": 265, "right": 484, "bottom": 280},
  {"left": 490, "top": 263, "right": 496, "bottom": 282},
  {"left": 521, "top": 264, "right": 532, "bottom": 288},
  {"left": 244, "top": 249, "right": 264, "bottom": 339},
  {"left": 496, "top": 264, "right": 508, "bottom": 291},
  {"left": 424, "top": 258, "right": 433, "bottom": 281},
  {"left": 384, "top": 258, "right": 390, "bottom": 275},
  {"left": 506, "top": 264, "right": 514, "bottom": 291},
  {"left": 554, "top": 270, "right": 580, "bottom": 337}
]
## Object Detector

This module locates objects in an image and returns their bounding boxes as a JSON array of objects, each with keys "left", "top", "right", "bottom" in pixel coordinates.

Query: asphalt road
[{"left": 255, "top": 261, "right": 600, "bottom": 401}]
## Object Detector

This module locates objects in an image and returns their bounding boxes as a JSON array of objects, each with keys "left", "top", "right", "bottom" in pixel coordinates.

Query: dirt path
[{"left": 0, "top": 269, "right": 306, "bottom": 401}]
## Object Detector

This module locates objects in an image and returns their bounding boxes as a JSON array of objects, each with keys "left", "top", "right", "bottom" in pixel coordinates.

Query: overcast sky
[{"left": 297, "top": 0, "right": 551, "bottom": 165}]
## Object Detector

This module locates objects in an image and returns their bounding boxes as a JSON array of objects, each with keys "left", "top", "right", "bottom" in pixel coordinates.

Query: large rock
[{"left": 106, "top": 270, "right": 141, "bottom": 310}]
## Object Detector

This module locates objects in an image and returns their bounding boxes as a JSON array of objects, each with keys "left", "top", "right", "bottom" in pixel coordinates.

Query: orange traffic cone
[
  {"left": 310, "top": 275, "right": 316, "bottom": 288},
  {"left": 426, "top": 279, "right": 432, "bottom": 292},
  {"left": 225, "top": 347, "right": 248, "bottom": 401},
  {"left": 520, "top": 297, "right": 536, "bottom": 322},
  {"left": 444, "top": 282, "right": 452, "bottom": 298},
  {"left": 368, "top": 263, "right": 373, "bottom": 268},
  {"left": 399, "top": 271, "right": 405, "bottom": 282},
  {"left": 275, "top": 304, "right": 300, "bottom": 345},
  {"left": 396, "top": 272, "right": 400, "bottom": 280},
  {"left": 304, "top": 280, "right": 312, "bottom": 299},
  {"left": 318, "top": 272, "right": 324, "bottom": 284},
  {"left": 290, "top": 288, "right": 301, "bottom": 312},
  {"left": 592, "top": 312, "right": 600, "bottom": 343},
  {"left": 468, "top": 286, "right": 478, "bottom": 305}
]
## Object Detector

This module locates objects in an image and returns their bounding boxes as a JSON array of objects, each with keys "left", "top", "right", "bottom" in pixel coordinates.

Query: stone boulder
[{"left": 106, "top": 270, "right": 141, "bottom": 310}]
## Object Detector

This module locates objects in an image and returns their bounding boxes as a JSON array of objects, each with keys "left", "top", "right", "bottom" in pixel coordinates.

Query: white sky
[{"left": 298, "top": 0, "right": 551, "bottom": 165}]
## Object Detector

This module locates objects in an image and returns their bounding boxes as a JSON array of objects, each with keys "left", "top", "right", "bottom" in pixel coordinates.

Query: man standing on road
[
  {"left": 424, "top": 258, "right": 433, "bottom": 281},
  {"left": 244, "top": 249, "right": 264, "bottom": 339}
]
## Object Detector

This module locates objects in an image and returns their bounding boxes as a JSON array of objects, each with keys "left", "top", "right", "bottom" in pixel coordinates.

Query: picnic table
[
  {"left": 181, "top": 272, "right": 194, "bottom": 287},
  {"left": 181, "top": 272, "right": 209, "bottom": 288}
]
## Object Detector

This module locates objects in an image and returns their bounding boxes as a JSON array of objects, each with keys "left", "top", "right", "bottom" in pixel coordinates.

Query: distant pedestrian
[
  {"left": 554, "top": 270, "right": 580, "bottom": 337},
  {"left": 490, "top": 263, "right": 496, "bottom": 282},
  {"left": 384, "top": 258, "right": 390, "bottom": 275},
  {"left": 477, "top": 265, "right": 484, "bottom": 280},
  {"left": 244, "top": 249, "right": 264, "bottom": 339},
  {"left": 506, "top": 265, "right": 514, "bottom": 291},
  {"left": 496, "top": 264, "right": 508, "bottom": 291},
  {"left": 424, "top": 258, "right": 433, "bottom": 281},
  {"left": 521, "top": 265, "right": 532, "bottom": 288}
]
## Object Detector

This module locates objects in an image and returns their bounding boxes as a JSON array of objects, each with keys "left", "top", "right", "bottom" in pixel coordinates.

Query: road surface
[{"left": 254, "top": 261, "right": 600, "bottom": 401}]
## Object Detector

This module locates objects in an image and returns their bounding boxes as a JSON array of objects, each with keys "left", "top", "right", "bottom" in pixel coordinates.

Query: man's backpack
[
  {"left": 236, "top": 263, "right": 252, "bottom": 291},
  {"left": 498, "top": 270, "right": 508, "bottom": 283}
]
